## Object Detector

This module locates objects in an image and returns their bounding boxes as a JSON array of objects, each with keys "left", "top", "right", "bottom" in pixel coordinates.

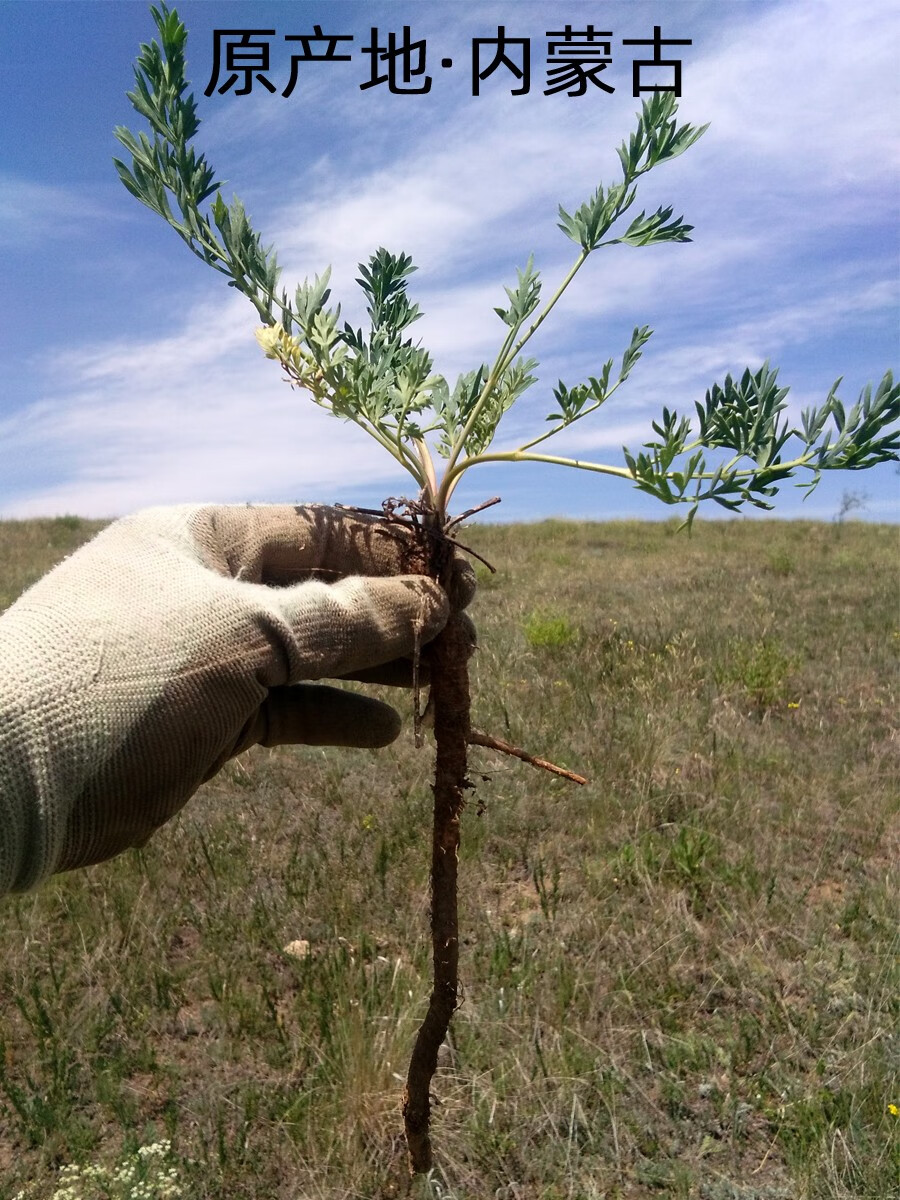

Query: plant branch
[
  {"left": 504, "top": 251, "right": 589, "bottom": 371},
  {"left": 443, "top": 496, "right": 502, "bottom": 533},
  {"left": 517, "top": 378, "right": 629, "bottom": 454},
  {"left": 443, "top": 251, "right": 588, "bottom": 489},
  {"left": 342, "top": 411, "right": 428, "bottom": 487},
  {"left": 469, "top": 729, "right": 587, "bottom": 785},
  {"left": 415, "top": 439, "right": 438, "bottom": 505},
  {"left": 443, "top": 450, "right": 635, "bottom": 496}
]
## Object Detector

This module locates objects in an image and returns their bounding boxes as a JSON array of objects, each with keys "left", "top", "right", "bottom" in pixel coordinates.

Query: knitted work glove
[{"left": 0, "top": 504, "right": 475, "bottom": 894}]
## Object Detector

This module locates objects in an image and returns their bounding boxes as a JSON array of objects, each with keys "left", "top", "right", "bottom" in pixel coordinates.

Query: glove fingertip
[
  {"left": 407, "top": 576, "right": 451, "bottom": 642},
  {"left": 449, "top": 557, "right": 477, "bottom": 610}
]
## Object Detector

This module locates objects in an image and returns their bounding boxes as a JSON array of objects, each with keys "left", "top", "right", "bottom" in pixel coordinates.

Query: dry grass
[{"left": 0, "top": 517, "right": 897, "bottom": 1199}]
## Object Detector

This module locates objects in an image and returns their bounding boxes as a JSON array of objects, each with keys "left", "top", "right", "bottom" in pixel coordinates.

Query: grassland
[{"left": 0, "top": 515, "right": 897, "bottom": 1199}]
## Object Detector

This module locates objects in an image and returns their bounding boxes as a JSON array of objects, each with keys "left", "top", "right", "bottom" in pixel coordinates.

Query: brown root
[
  {"left": 396, "top": 495, "right": 584, "bottom": 1174},
  {"left": 401, "top": 611, "right": 470, "bottom": 1173},
  {"left": 468, "top": 728, "right": 587, "bottom": 785}
]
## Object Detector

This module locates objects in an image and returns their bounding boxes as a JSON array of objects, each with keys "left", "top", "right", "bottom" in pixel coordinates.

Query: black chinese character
[
  {"left": 205, "top": 29, "right": 277, "bottom": 97},
  {"left": 472, "top": 27, "right": 530, "bottom": 96},
  {"left": 622, "top": 26, "right": 692, "bottom": 97},
  {"left": 283, "top": 27, "right": 353, "bottom": 97},
  {"left": 545, "top": 25, "right": 614, "bottom": 96},
  {"left": 361, "top": 26, "right": 431, "bottom": 94}
]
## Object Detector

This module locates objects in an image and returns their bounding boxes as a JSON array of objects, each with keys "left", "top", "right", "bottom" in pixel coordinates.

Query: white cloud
[
  {"left": 0, "top": 175, "right": 118, "bottom": 248},
  {"left": 0, "top": 293, "right": 410, "bottom": 519},
  {"left": 686, "top": 2, "right": 899, "bottom": 193},
  {"left": 258, "top": 0, "right": 898, "bottom": 286},
  {"left": 227, "top": 0, "right": 895, "bottom": 393}
]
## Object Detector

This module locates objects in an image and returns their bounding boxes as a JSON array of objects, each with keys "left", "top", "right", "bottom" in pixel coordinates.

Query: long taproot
[{"left": 402, "top": 608, "right": 470, "bottom": 1173}]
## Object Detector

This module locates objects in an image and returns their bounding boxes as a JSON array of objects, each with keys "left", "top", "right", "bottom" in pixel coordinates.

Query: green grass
[
  {"left": 1, "top": 518, "right": 897, "bottom": 1199},
  {"left": 523, "top": 611, "right": 579, "bottom": 650}
]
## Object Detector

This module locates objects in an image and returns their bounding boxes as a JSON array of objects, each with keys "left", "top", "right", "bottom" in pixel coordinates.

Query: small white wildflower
[
  {"left": 283, "top": 938, "right": 311, "bottom": 959},
  {"left": 138, "top": 1141, "right": 169, "bottom": 1159}
]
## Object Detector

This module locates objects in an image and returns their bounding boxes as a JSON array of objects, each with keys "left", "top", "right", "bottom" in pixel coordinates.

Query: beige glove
[{"left": 0, "top": 504, "right": 475, "bottom": 894}]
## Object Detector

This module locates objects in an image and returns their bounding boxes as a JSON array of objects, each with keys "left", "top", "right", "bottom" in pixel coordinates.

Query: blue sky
[{"left": 1, "top": 0, "right": 897, "bottom": 523}]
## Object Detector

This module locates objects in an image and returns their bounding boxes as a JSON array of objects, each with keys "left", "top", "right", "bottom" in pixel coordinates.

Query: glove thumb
[{"left": 224, "top": 684, "right": 403, "bottom": 762}]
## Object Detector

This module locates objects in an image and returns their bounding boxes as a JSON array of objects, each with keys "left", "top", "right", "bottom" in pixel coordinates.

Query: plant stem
[
  {"left": 504, "top": 249, "right": 588, "bottom": 366},
  {"left": 439, "top": 444, "right": 839, "bottom": 508},
  {"left": 515, "top": 378, "right": 627, "bottom": 455},
  {"left": 439, "top": 451, "right": 634, "bottom": 508},
  {"left": 415, "top": 439, "right": 438, "bottom": 505},
  {"left": 444, "top": 250, "right": 589, "bottom": 481}
]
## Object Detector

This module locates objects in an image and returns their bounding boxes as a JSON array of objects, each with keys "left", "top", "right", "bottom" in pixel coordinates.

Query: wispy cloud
[
  {"left": 1, "top": 330, "right": 412, "bottom": 520},
  {"left": 257, "top": 0, "right": 898, "bottom": 285},
  {"left": 686, "top": 3, "right": 899, "bottom": 202},
  {"left": 0, "top": 175, "right": 119, "bottom": 248}
]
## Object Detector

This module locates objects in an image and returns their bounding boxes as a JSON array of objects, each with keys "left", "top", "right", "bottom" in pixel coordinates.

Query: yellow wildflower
[{"left": 254, "top": 323, "right": 284, "bottom": 357}]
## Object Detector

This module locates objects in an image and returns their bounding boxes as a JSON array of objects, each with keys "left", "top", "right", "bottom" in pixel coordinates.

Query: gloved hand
[{"left": 0, "top": 503, "right": 475, "bottom": 894}]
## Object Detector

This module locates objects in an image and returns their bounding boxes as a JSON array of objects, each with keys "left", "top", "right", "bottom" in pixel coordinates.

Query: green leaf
[
  {"left": 494, "top": 255, "right": 542, "bottom": 329},
  {"left": 622, "top": 326, "right": 652, "bottom": 378},
  {"left": 617, "top": 206, "right": 694, "bottom": 247}
]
